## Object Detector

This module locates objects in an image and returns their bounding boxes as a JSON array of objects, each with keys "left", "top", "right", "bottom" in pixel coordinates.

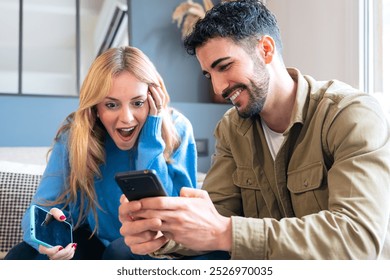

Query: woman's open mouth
[{"left": 117, "top": 127, "right": 135, "bottom": 138}]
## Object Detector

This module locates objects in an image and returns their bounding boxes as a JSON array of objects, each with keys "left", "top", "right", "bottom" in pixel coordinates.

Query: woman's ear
[
  {"left": 92, "top": 106, "right": 99, "bottom": 118},
  {"left": 258, "top": 35, "right": 275, "bottom": 64}
]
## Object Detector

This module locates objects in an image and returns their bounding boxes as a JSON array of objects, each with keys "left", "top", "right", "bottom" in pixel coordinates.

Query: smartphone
[
  {"left": 30, "top": 205, "right": 73, "bottom": 248},
  {"left": 115, "top": 169, "right": 167, "bottom": 201}
]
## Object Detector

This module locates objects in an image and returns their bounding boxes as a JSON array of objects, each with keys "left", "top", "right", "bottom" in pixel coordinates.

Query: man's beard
[{"left": 235, "top": 62, "right": 270, "bottom": 119}]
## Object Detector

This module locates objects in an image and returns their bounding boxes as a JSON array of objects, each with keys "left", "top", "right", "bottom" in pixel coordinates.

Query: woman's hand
[
  {"left": 38, "top": 242, "right": 77, "bottom": 260},
  {"left": 148, "top": 86, "right": 166, "bottom": 116},
  {"left": 38, "top": 207, "right": 77, "bottom": 260}
]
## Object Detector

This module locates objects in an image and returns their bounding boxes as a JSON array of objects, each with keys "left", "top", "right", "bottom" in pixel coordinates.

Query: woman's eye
[
  {"left": 105, "top": 102, "right": 118, "bottom": 109},
  {"left": 133, "top": 100, "right": 145, "bottom": 107}
]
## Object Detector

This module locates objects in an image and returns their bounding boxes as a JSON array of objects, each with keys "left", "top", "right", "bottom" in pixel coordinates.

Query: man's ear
[{"left": 257, "top": 35, "right": 275, "bottom": 64}]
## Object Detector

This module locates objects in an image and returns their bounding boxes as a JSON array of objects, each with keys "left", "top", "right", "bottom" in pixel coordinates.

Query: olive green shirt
[{"left": 157, "top": 68, "right": 390, "bottom": 259}]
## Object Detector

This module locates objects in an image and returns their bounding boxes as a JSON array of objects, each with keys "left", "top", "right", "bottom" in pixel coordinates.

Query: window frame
[{"left": 360, "top": 0, "right": 383, "bottom": 94}]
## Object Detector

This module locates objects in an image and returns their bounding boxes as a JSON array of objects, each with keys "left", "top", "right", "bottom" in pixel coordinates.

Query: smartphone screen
[
  {"left": 115, "top": 169, "right": 167, "bottom": 201},
  {"left": 30, "top": 205, "right": 73, "bottom": 248}
]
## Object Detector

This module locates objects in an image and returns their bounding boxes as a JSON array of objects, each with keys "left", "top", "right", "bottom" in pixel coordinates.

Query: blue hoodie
[{"left": 22, "top": 109, "right": 197, "bottom": 249}]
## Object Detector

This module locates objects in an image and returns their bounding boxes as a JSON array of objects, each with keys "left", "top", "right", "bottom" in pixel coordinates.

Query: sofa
[{"left": 0, "top": 147, "right": 48, "bottom": 259}]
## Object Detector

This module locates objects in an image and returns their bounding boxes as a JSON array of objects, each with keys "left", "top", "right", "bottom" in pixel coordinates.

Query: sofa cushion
[{"left": 0, "top": 161, "right": 44, "bottom": 259}]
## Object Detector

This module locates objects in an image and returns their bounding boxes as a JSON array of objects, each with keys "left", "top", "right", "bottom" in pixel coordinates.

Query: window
[
  {"left": 0, "top": 0, "right": 128, "bottom": 96},
  {"left": 363, "top": 0, "right": 388, "bottom": 95},
  {"left": 364, "top": 0, "right": 390, "bottom": 114},
  {"left": 382, "top": 0, "right": 389, "bottom": 95}
]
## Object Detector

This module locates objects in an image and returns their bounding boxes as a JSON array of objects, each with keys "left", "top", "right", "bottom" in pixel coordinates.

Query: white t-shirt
[{"left": 261, "top": 119, "right": 285, "bottom": 160}]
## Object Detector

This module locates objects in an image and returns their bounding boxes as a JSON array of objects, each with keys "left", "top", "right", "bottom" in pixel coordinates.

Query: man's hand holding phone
[
  {"left": 116, "top": 169, "right": 170, "bottom": 254},
  {"left": 118, "top": 187, "right": 233, "bottom": 256},
  {"left": 31, "top": 206, "right": 77, "bottom": 260},
  {"left": 118, "top": 194, "right": 169, "bottom": 255}
]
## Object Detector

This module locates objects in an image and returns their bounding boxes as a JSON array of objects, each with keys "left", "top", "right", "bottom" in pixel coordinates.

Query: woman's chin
[{"left": 113, "top": 133, "right": 137, "bottom": 150}]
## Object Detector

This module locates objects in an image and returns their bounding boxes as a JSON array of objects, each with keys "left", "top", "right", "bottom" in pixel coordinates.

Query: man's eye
[
  {"left": 133, "top": 100, "right": 145, "bottom": 107},
  {"left": 204, "top": 73, "right": 211, "bottom": 79},
  {"left": 219, "top": 62, "right": 232, "bottom": 71}
]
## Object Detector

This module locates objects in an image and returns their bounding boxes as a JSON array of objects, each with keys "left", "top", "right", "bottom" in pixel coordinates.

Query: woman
[{"left": 5, "top": 46, "right": 197, "bottom": 260}]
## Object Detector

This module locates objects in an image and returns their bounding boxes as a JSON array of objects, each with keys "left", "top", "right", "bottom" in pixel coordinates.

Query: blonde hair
[{"left": 50, "top": 46, "right": 180, "bottom": 233}]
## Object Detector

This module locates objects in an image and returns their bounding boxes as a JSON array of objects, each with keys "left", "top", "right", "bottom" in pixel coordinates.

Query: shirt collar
[{"left": 284, "top": 68, "right": 310, "bottom": 134}]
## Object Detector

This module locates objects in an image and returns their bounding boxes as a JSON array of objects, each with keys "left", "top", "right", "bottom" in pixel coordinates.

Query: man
[{"left": 119, "top": 0, "right": 390, "bottom": 259}]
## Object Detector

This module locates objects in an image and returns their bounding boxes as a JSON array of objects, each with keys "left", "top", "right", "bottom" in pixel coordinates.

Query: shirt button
[
  {"left": 303, "top": 180, "right": 308, "bottom": 187},
  {"left": 246, "top": 178, "right": 252, "bottom": 185}
]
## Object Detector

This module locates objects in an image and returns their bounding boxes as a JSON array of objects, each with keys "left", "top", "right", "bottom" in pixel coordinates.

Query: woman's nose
[{"left": 120, "top": 107, "right": 134, "bottom": 124}]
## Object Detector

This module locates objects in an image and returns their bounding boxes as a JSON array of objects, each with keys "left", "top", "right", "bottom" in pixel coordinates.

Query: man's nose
[{"left": 211, "top": 75, "right": 229, "bottom": 97}]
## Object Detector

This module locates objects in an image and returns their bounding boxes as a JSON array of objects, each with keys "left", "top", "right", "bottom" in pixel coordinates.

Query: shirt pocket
[
  {"left": 287, "top": 162, "right": 328, "bottom": 217},
  {"left": 233, "top": 166, "right": 261, "bottom": 218}
]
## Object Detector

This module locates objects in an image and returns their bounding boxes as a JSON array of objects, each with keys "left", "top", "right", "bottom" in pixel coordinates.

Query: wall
[
  {"left": 129, "top": 0, "right": 213, "bottom": 103},
  {"left": 0, "top": 95, "right": 78, "bottom": 146},
  {"left": 268, "top": 0, "right": 360, "bottom": 88}
]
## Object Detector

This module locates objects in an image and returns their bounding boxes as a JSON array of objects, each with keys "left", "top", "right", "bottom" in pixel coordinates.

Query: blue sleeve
[
  {"left": 135, "top": 111, "right": 197, "bottom": 196},
  {"left": 168, "top": 111, "right": 198, "bottom": 195},
  {"left": 21, "top": 133, "right": 74, "bottom": 250}
]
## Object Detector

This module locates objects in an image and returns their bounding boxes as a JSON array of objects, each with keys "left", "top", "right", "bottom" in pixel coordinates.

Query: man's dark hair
[{"left": 183, "top": 0, "right": 283, "bottom": 56}]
